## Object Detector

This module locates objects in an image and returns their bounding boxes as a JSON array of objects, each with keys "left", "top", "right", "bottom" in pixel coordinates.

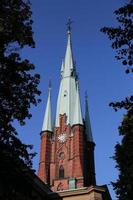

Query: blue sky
[{"left": 17, "top": 0, "right": 132, "bottom": 199}]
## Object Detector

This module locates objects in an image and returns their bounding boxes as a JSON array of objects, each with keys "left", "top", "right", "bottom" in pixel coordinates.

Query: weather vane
[{"left": 66, "top": 18, "right": 73, "bottom": 32}]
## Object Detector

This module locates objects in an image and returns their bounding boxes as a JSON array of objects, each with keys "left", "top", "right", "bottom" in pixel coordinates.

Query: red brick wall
[
  {"left": 50, "top": 114, "right": 84, "bottom": 191},
  {"left": 38, "top": 115, "right": 96, "bottom": 191},
  {"left": 38, "top": 131, "right": 51, "bottom": 183},
  {"left": 72, "top": 125, "right": 84, "bottom": 186}
]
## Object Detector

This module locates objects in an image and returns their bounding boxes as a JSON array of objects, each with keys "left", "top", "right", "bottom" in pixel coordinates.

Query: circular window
[{"left": 58, "top": 152, "right": 65, "bottom": 160}]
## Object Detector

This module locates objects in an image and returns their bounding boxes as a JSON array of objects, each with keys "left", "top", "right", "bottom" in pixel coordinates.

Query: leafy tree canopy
[
  {"left": 101, "top": 0, "right": 133, "bottom": 110},
  {"left": 101, "top": 0, "right": 133, "bottom": 74},
  {"left": 0, "top": 0, "right": 41, "bottom": 168},
  {"left": 101, "top": 1, "right": 133, "bottom": 200},
  {"left": 112, "top": 109, "right": 133, "bottom": 200}
]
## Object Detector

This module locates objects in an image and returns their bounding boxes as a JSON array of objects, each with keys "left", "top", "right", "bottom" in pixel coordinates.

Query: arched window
[{"left": 59, "top": 165, "right": 64, "bottom": 179}]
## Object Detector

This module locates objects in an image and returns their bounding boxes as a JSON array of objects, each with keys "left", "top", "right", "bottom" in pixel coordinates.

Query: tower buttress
[
  {"left": 84, "top": 93, "right": 96, "bottom": 186},
  {"left": 42, "top": 84, "right": 52, "bottom": 132},
  {"left": 72, "top": 124, "right": 84, "bottom": 188},
  {"left": 38, "top": 85, "right": 52, "bottom": 184}
]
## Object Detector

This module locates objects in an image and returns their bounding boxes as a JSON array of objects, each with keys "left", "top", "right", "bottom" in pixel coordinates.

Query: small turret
[
  {"left": 38, "top": 82, "right": 52, "bottom": 184},
  {"left": 42, "top": 83, "right": 52, "bottom": 132},
  {"left": 84, "top": 92, "right": 96, "bottom": 186},
  {"left": 85, "top": 92, "right": 93, "bottom": 142}
]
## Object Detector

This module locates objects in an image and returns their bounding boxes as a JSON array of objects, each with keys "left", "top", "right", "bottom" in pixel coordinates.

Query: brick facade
[
  {"left": 38, "top": 114, "right": 96, "bottom": 192},
  {"left": 38, "top": 131, "right": 51, "bottom": 184}
]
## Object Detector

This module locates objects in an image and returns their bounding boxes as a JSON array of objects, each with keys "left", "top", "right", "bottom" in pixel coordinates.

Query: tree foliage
[
  {"left": 101, "top": 0, "right": 133, "bottom": 74},
  {"left": 112, "top": 108, "right": 133, "bottom": 200},
  {"left": 101, "top": 1, "right": 133, "bottom": 200},
  {"left": 0, "top": 0, "right": 41, "bottom": 168}
]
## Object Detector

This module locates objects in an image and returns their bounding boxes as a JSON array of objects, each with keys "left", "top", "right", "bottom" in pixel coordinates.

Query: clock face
[{"left": 58, "top": 133, "right": 66, "bottom": 143}]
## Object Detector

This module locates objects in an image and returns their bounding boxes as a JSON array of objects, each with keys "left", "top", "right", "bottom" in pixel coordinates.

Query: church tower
[{"left": 38, "top": 21, "right": 96, "bottom": 192}]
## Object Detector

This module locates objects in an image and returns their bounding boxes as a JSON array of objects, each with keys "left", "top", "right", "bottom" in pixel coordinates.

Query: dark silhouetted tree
[
  {"left": 101, "top": 1, "right": 133, "bottom": 200},
  {"left": 101, "top": 0, "right": 133, "bottom": 74},
  {"left": 112, "top": 109, "right": 133, "bottom": 200},
  {"left": 0, "top": 0, "right": 41, "bottom": 168}
]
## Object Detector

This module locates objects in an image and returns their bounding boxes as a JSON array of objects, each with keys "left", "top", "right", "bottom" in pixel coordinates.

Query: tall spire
[
  {"left": 73, "top": 82, "right": 83, "bottom": 125},
  {"left": 55, "top": 20, "right": 80, "bottom": 126},
  {"left": 62, "top": 19, "right": 74, "bottom": 78},
  {"left": 85, "top": 92, "right": 93, "bottom": 142},
  {"left": 42, "top": 82, "right": 52, "bottom": 132}
]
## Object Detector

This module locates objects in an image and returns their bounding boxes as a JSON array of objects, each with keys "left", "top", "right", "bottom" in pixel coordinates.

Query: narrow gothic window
[{"left": 59, "top": 165, "right": 64, "bottom": 179}]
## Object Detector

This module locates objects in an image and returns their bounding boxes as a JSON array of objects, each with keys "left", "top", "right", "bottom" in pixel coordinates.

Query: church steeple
[
  {"left": 55, "top": 21, "right": 80, "bottom": 126},
  {"left": 38, "top": 22, "right": 97, "bottom": 192},
  {"left": 63, "top": 28, "right": 74, "bottom": 77},
  {"left": 85, "top": 92, "right": 93, "bottom": 142},
  {"left": 42, "top": 83, "right": 52, "bottom": 132}
]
